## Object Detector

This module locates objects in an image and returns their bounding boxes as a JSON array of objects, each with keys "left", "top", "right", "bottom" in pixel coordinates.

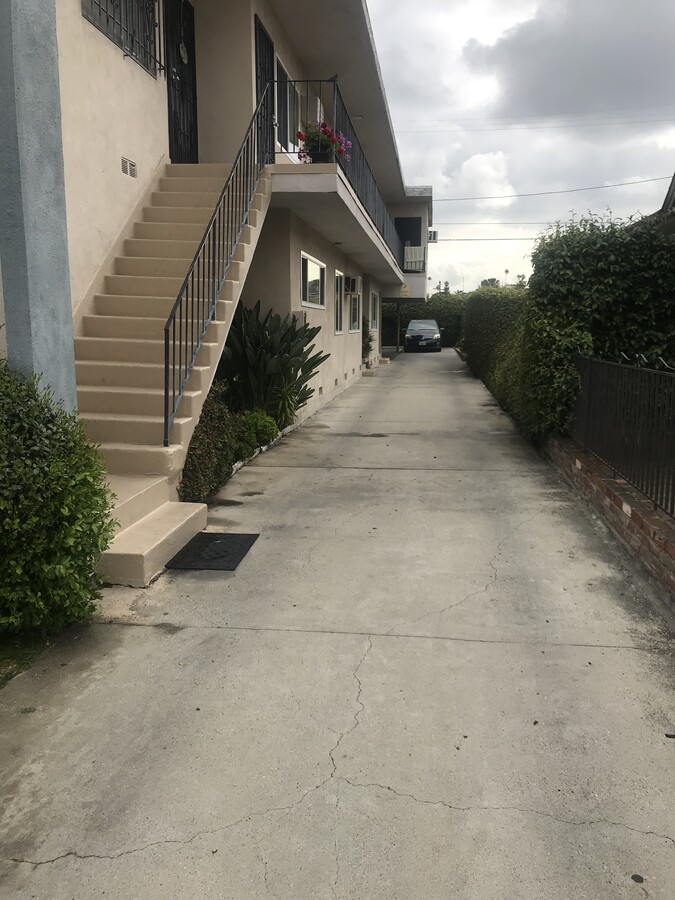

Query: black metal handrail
[
  {"left": 163, "top": 84, "right": 274, "bottom": 445},
  {"left": 571, "top": 355, "right": 675, "bottom": 517},
  {"left": 274, "top": 79, "right": 404, "bottom": 268}
]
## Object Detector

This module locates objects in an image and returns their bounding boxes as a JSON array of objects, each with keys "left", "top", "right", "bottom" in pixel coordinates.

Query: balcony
[
  {"left": 272, "top": 79, "right": 406, "bottom": 272},
  {"left": 403, "top": 245, "right": 426, "bottom": 273}
]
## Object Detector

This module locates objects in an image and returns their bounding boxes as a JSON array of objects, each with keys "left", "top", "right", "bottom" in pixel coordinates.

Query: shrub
[
  {"left": 462, "top": 287, "right": 593, "bottom": 444},
  {"left": 462, "top": 287, "right": 527, "bottom": 385},
  {"left": 530, "top": 213, "right": 675, "bottom": 363},
  {"left": 362, "top": 316, "right": 374, "bottom": 359},
  {"left": 218, "top": 301, "right": 329, "bottom": 428},
  {"left": 382, "top": 293, "right": 466, "bottom": 347},
  {"left": 0, "top": 363, "right": 116, "bottom": 635},
  {"left": 179, "top": 381, "right": 239, "bottom": 503},
  {"left": 234, "top": 409, "right": 279, "bottom": 460}
]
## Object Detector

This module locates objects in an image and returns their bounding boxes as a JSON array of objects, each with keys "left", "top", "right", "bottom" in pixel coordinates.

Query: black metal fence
[
  {"left": 163, "top": 84, "right": 274, "bottom": 445},
  {"left": 571, "top": 356, "right": 675, "bottom": 517}
]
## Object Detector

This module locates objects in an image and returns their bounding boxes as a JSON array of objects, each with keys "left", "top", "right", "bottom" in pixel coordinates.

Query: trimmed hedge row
[
  {"left": 382, "top": 294, "right": 466, "bottom": 347},
  {"left": 462, "top": 214, "right": 675, "bottom": 444},
  {"left": 1, "top": 363, "right": 116, "bottom": 635}
]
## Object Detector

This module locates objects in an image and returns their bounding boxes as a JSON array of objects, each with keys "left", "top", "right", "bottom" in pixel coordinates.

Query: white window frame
[
  {"left": 301, "top": 252, "right": 326, "bottom": 308},
  {"left": 275, "top": 57, "right": 300, "bottom": 156},
  {"left": 349, "top": 291, "right": 361, "bottom": 332},
  {"left": 371, "top": 291, "right": 379, "bottom": 330},
  {"left": 335, "top": 270, "right": 344, "bottom": 334}
]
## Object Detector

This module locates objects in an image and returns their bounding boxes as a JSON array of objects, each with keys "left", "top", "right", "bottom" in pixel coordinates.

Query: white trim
[
  {"left": 348, "top": 291, "right": 361, "bottom": 332},
  {"left": 301, "top": 252, "right": 326, "bottom": 308},
  {"left": 334, "top": 269, "right": 344, "bottom": 334}
]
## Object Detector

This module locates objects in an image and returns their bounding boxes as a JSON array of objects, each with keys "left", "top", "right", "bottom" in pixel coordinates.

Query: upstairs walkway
[{"left": 1, "top": 352, "right": 673, "bottom": 898}]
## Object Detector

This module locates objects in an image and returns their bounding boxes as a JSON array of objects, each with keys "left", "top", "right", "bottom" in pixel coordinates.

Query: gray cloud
[
  {"left": 367, "top": 0, "right": 675, "bottom": 289},
  {"left": 463, "top": 0, "right": 675, "bottom": 117}
]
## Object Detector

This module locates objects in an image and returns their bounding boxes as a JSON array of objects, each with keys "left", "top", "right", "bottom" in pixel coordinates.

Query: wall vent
[{"left": 121, "top": 157, "right": 137, "bottom": 178}]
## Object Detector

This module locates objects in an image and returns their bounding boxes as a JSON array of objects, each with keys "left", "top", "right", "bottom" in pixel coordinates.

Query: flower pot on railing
[
  {"left": 297, "top": 123, "right": 352, "bottom": 165},
  {"left": 308, "top": 150, "right": 333, "bottom": 164}
]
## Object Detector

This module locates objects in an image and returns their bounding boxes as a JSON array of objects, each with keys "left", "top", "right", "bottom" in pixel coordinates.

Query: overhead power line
[
  {"left": 434, "top": 221, "right": 551, "bottom": 225},
  {"left": 397, "top": 118, "right": 675, "bottom": 134},
  {"left": 434, "top": 175, "right": 671, "bottom": 202},
  {"left": 435, "top": 237, "right": 538, "bottom": 241},
  {"left": 396, "top": 102, "right": 675, "bottom": 125}
]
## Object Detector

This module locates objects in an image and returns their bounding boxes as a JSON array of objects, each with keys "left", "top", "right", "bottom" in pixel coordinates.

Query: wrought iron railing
[
  {"left": 275, "top": 79, "right": 405, "bottom": 268},
  {"left": 82, "top": 0, "right": 163, "bottom": 75},
  {"left": 570, "top": 356, "right": 675, "bottom": 517},
  {"left": 163, "top": 83, "right": 274, "bottom": 445}
]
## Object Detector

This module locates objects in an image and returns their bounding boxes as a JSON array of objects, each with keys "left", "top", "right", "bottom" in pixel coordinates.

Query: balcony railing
[
  {"left": 163, "top": 84, "right": 274, "bottom": 445},
  {"left": 274, "top": 79, "right": 405, "bottom": 270}
]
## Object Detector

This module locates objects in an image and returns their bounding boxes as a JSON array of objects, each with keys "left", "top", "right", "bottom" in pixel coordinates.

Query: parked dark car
[{"left": 403, "top": 319, "right": 442, "bottom": 352}]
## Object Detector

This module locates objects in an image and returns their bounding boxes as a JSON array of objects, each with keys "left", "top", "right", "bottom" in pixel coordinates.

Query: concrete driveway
[{"left": 1, "top": 352, "right": 673, "bottom": 899}]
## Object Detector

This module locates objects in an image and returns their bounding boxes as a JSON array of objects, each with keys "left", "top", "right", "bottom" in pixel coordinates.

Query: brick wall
[{"left": 547, "top": 438, "right": 675, "bottom": 604}]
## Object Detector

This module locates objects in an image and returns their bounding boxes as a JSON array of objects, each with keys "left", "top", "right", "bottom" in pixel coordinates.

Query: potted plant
[
  {"left": 362, "top": 315, "right": 374, "bottom": 366},
  {"left": 297, "top": 122, "right": 352, "bottom": 164}
]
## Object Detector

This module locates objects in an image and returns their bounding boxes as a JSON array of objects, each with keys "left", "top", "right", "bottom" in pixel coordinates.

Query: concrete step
[
  {"left": 75, "top": 336, "right": 221, "bottom": 365},
  {"left": 78, "top": 385, "right": 200, "bottom": 417},
  {"left": 99, "top": 500, "right": 207, "bottom": 587},
  {"left": 114, "top": 256, "right": 193, "bottom": 278},
  {"left": 125, "top": 238, "right": 200, "bottom": 258},
  {"left": 134, "top": 221, "right": 206, "bottom": 241},
  {"left": 81, "top": 411, "right": 191, "bottom": 446},
  {"left": 159, "top": 176, "right": 226, "bottom": 193},
  {"left": 76, "top": 360, "right": 210, "bottom": 390},
  {"left": 83, "top": 314, "right": 166, "bottom": 340},
  {"left": 105, "top": 274, "right": 184, "bottom": 297},
  {"left": 106, "top": 474, "right": 170, "bottom": 532},
  {"left": 143, "top": 206, "right": 213, "bottom": 225},
  {"left": 99, "top": 441, "right": 184, "bottom": 476},
  {"left": 165, "top": 163, "right": 232, "bottom": 179},
  {"left": 151, "top": 191, "right": 220, "bottom": 209},
  {"left": 94, "top": 294, "right": 230, "bottom": 321}
]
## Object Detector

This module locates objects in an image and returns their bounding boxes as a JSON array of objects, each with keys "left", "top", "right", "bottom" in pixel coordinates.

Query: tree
[
  {"left": 480, "top": 278, "right": 500, "bottom": 287},
  {"left": 516, "top": 274, "right": 527, "bottom": 287}
]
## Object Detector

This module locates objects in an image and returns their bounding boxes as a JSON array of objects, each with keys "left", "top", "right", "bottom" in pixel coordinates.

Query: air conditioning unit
[
  {"left": 345, "top": 276, "right": 358, "bottom": 294},
  {"left": 428, "top": 230, "right": 438, "bottom": 243}
]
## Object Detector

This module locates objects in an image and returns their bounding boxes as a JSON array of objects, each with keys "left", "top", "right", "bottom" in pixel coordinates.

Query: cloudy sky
[{"left": 368, "top": 0, "right": 675, "bottom": 291}]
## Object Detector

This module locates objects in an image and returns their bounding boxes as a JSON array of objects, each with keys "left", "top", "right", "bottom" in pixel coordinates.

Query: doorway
[{"left": 166, "top": 0, "right": 198, "bottom": 164}]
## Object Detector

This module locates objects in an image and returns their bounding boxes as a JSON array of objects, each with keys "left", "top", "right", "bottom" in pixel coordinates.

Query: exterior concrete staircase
[{"left": 76, "top": 162, "right": 271, "bottom": 586}]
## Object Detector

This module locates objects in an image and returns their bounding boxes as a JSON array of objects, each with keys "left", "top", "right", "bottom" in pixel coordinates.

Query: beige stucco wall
[
  {"left": 195, "top": 0, "right": 309, "bottom": 164},
  {"left": 241, "top": 210, "right": 384, "bottom": 422},
  {"left": 56, "top": 0, "right": 169, "bottom": 310}
]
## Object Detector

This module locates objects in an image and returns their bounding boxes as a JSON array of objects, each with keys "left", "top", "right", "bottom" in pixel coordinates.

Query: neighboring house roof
[{"left": 274, "top": 0, "right": 411, "bottom": 204}]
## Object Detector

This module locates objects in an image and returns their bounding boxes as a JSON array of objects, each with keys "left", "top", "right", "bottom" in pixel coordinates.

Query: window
[
  {"left": 335, "top": 271, "right": 344, "bottom": 333},
  {"left": 276, "top": 61, "right": 300, "bottom": 153},
  {"left": 82, "top": 1, "right": 160, "bottom": 74},
  {"left": 349, "top": 291, "right": 360, "bottom": 332},
  {"left": 371, "top": 291, "right": 379, "bottom": 330},
  {"left": 301, "top": 254, "right": 326, "bottom": 307}
]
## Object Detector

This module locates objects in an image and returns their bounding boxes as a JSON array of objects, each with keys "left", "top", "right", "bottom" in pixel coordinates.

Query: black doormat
[{"left": 166, "top": 532, "right": 259, "bottom": 571}]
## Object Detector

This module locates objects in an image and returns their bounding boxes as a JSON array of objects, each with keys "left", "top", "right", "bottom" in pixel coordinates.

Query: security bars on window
[{"left": 82, "top": 0, "right": 162, "bottom": 74}]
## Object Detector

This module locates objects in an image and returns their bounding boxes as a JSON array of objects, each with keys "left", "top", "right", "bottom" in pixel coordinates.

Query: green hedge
[
  {"left": 461, "top": 214, "right": 675, "bottom": 445},
  {"left": 382, "top": 293, "right": 466, "bottom": 347},
  {"left": 530, "top": 214, "right": 675, "bottom": 363},
  {"left": 0, "top": 363, "right": 116, "bottom": 635},
  {"left": 462, "top": 287, "right": 527, "bottom": 384},
  {"left": 179, "top": 382, "right": 240, "bottom": 503},
  {"left": 179, "top": 384, "right": 279, "bottom": 503}
]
